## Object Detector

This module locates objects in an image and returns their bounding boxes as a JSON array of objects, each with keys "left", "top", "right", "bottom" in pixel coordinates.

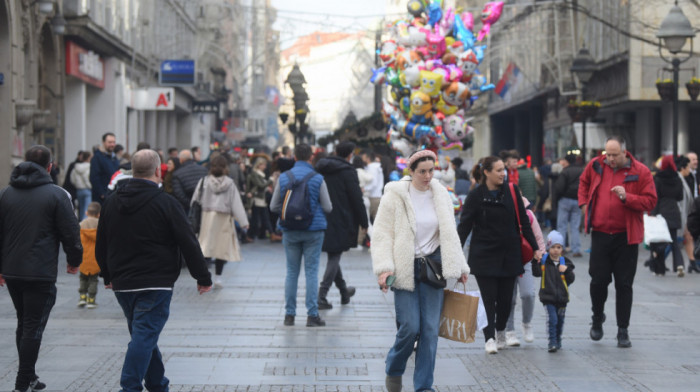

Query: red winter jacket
[{"left": 578, "top": 152, "right": 657, "bottom": 245}]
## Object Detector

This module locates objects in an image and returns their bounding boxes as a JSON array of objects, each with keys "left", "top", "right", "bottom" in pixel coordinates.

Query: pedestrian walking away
[
  {"left": 649, "top": 155, "right": 684, "bottom": 277},
  {"left": 315, "top": 141, "right": 368, "bottom": 309},
  {"left": 372, "top": 149, "right": 469, "bottom": 392},
  {"left": 192, "top": 155, "right": 249, "bottom": 288},
  {"left": 0, "top": 145, "right": 83, "bottom": 392},
  {"left": 554, "top": 154, "right": 584, "bottom": 257},
  {"left": 172, "top": 149, "right": 208, "bottom": 214},
  {"left": 95, "top": 149, "right": 212, "bottom": 392},
  {"left": 458, "top": 156, "right": 539, "bottom": 354},
  {"left": 270, "top": 144, "right": 333, "bottom": 327},
  {"left": 77, "top": 202, "right": 102, "bottom": 308},
  {"left": 578, "top": 136, "right": 657, "bottom": 348}
]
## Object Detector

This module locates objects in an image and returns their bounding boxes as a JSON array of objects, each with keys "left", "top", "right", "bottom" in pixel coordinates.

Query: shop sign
[
  {"left": 193, "top": 101, "right": 220, "bottom": 115},
  {"left": 65, "top": 41, "right": 105, "bottom": 88},
  {"left": 159, "top": 60, "right": 195, "bottom": 86},
  {"left": 130, "top": 88, "right": 175, "bottom": 111}
]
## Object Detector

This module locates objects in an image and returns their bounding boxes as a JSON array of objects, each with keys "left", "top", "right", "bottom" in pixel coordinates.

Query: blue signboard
[{"left": 159, "top": 60, "right": 195, "bottom": 86}]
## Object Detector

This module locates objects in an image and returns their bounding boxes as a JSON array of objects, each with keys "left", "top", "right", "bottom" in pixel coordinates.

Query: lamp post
[
  {"left": 284, "top": 64, "right": 310, "bottom": 146},
  {"left": 657, "top": 1, "right": 696, "bottom": 157},
  {"left": 570, "top": 45, "right": 596, "bottom": 162}
]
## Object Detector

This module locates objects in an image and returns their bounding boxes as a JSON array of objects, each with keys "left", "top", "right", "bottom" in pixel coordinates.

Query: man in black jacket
[
  {"left": 96, "top": 149, "right": 212, "bottom": 392},
  {"left": 172, "top": 149, "right": 208, "bottom": 213},
  {"left": 0, "top": 145, "right": 83, "bottom": 392},
  {"left": 553, "top": 154, "right": 584, "bottom": 257},
  {"left": 315, "top": 142, "right": 369, "bottom": 309}
]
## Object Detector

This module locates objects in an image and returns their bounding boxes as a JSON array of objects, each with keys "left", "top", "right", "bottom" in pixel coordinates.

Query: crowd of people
[{"left": 4, "top": 133, "right": 700, "bottom": 392}]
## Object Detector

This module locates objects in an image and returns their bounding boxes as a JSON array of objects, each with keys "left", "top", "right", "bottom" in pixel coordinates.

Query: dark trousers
[
  {"left": 249, "top": 206, "right": 273, "bottom": 239},
  {"left": 475, "top": 276, "right": 517, "bottom": 341},
  {"left": 589, "top": 231, "right": 638, "bottom": 328},
  {"left": 78, "top": 273, "right": 99, "bottom": 297},
  {"left": 319, "top": 252, "right": 347, "bottom": 296},
  {"left": 214, "top": 259, "right": 226, "bottom": 275},
  {"left": 6, "top": 280, "right": 57, "bottom": 390},
  {"left": 651, "top": 228, "right": 684, "bottom": 274}
]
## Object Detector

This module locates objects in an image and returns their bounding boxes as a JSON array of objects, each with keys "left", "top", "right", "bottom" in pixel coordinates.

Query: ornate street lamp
[
  {"left": 284, "top": 64, "right": 310, "bottom": 146},
  {"left": 33, "top": 0, "right": 55, "bottom": 15},
  {"left": 657, "top": 0, "right": 696, "bottom": 157},
  {"left": 570, "top": 45, "right": 597, "bottom": 161},
  {"left": 51, "top": 14, "right": 66, "bottom": 35}
]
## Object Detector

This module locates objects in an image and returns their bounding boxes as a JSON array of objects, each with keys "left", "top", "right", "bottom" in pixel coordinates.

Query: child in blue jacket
[{"left": 532, "top": 230, "right": 575, "bottom": 352}]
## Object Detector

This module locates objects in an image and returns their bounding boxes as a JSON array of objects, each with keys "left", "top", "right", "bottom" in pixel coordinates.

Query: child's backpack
[{"left": 280, "top": 171, "right": 318, "bottom": 230}]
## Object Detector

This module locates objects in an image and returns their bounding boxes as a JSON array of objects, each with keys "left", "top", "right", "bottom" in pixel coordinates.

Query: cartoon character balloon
[{"left": 477, "top": 1, "right": 504, "bottom": 41}]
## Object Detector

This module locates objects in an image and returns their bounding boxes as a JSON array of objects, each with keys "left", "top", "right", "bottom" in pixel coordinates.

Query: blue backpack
[{"left": 280, "top": 171, "right": 318, "bottom": 230}]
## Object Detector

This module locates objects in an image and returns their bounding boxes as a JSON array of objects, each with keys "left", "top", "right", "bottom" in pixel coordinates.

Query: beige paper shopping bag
[{"left": 438, "top": 289, "right": 479, "bottom": 343}]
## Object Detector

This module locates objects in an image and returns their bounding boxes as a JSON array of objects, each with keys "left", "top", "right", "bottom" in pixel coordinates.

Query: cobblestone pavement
[{"left": 1, "top": 233, "right": 700, "bottom": 391}]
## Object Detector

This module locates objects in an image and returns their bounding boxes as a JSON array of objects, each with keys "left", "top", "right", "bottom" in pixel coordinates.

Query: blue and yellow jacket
[{"left": 532, "top": 254, "right": 575, "bottom": 306}]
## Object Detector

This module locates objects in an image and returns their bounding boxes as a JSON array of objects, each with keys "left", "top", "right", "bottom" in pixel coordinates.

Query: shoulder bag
[
  {"left": 509, "top": 183, "right": 534, "bottom": 264},
  {"left": 189, "top": 178, "right": 205, "bottom": 235}
]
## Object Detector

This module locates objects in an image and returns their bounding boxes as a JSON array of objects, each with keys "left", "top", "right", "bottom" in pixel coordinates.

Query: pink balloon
[
  {"left": 477, "top": 1, "right": 504, "bottom": 41},
  {"left": 461, "top": 12, "right": 474, "bottom": 32}
]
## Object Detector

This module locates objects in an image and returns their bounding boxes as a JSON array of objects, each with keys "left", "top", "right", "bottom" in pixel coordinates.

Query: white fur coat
[{"left": 371, "top": 177, "right": 469, "bottom": 291}]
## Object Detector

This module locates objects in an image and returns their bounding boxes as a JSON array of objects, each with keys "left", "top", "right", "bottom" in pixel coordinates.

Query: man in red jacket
[{"left": 578, "top": 136, "right": 656, "bottom": 348}]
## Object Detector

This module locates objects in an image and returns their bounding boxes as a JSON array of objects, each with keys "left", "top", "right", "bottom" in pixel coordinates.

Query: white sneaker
[
  {"left": 214, "top": 277, "right": 223, "bottom": 288},
  {"left": 523, "top": 323, "right": 534, "bottom": 343},
  {"left": 677, "top": 266, "right": 685, "bottom": 277},
  {"left": 496, "top": 330, "right": 507, "bottom": 349},
  {"left": 505, "top": 331, "right": 520, "bottom": 347},
  {"left": 485, "top": 338, "right": 498, "bottom": 354}
]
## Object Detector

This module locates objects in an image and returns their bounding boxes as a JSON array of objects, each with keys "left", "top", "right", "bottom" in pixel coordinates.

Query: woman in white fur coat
[{"left": 372, "top": 150, "right": 469, "bottom": 392}]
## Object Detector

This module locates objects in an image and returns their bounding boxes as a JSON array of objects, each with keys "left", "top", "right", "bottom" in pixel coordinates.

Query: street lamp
[
  {"left": 284, "top": 64, "right": 310, "bottom": 146},
  {"left": 570, "top": 45, "right": 597, "bottom": 161},
  {"left": 657, "top": 0, "right": 696, "bottom": 157}
]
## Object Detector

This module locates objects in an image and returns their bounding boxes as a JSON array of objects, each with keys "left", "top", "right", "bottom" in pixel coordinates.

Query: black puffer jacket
[
  {"left": 316, "top": 156, "right": 368, "bottom": 252},
  {"left": 172, "top": 160, "right": 208, "bottom": 212},
  {"left": 553, "top": 165, "right": 583, "bottom": 201},
  {"left": 532, "top": 255, "right": 575, "bottom": 305},
  {"left": 651, "top": 169, "right": 683, "bottom": 230},
  {"left": 95, "top": 178, "right": 211, "bottom": 290},
  {"left": 0, "top": 162, "right": 83, "bottom": 281}
]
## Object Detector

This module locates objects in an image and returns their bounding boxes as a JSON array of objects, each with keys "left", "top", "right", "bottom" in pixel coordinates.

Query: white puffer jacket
[{"left": 371, "top": 177, "right": 469, "bottom": 291}]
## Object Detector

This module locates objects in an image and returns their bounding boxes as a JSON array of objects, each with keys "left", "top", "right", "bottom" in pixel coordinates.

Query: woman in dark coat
[
  {"left": 458, "top": 156, "right": 539, "bottom": 353},
  {"left": 315, "top": 142, "right": 369, "bottom": 309},
  {"left": 650, "top": 155, "right": 684, "bottom": 276}
]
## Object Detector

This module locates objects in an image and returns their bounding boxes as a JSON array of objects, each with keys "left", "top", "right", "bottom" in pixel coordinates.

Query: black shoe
[
  {"left": 548, "top": 345, "right": 558, "bottom": 353},
  {"left": 318, "top": 297, "right": 333, "bottom": 310},
  {"left": 283, "top": 315, "right": 294, "bottom": 326},
  {"left": 617, "top": 328, "right": 632, "bottom": 348},
  {"left": 29, "top": 379, "right": 46, "bottom": 391},
  {"left": 340, "top": 286, "right": 356, "bottom": 305},
  {"left": 306, "top": 315, "right": 326, "bottom": 327},
  {"left": 688, "top": 262, "right": 700, "bottom": 273},
  {"left": 590, "top": 314, "right": 605, "bottom": 341}
]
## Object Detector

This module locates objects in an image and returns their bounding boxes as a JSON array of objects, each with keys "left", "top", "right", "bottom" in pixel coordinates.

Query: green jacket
[{"left": 517, "top": 166, "right": 538, "bottom": 203}]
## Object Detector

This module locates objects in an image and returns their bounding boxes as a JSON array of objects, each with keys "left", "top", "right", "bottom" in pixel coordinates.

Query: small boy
[
  {"left": 78, "top": 202, "right": 101, "bottom": 308},
  {"left": 532, "top": 230, "right": 575, "bottom": 352}
]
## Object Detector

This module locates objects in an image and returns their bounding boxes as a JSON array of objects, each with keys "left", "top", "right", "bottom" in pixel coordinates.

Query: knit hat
[{"left": 547, "top": 230, "right": 564, "bottom": 250}]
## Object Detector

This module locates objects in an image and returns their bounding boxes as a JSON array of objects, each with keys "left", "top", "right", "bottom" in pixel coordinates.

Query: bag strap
[
  {"left": 196, "top": 178, "right": 205, "bottom": 203},
  {"left": 509, "top": 183, "right": 523, "bottom": 234}
]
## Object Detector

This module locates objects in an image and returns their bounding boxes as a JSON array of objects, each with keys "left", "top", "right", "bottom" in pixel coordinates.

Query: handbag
[
  {"left": 643, "top": 214, "right": 673, "bottom": 244},
  {"left": 188, "top": 178, "right": 205, "bottom": 235},
  {"left": 417, "top": 253, "right": 447, "bottom": 289},
  {"left": 509, "top": 183, "right": 535, "bottom": 264}
]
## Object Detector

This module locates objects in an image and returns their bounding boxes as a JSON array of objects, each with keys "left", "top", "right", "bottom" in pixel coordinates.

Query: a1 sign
[{"left": 131, "top": 88, "right": 175, "bottom": 111}]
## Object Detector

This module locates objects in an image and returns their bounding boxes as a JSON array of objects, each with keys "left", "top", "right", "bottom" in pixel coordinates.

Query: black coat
[
  {"left": 458, "top": 182, "right": 538, "bottom": 277},
  {"left": 0, "top": 162, "right": 83, "bottom": 281},
  {"left": 95, "top": 179, "right": 211, "bottom": 290},
  {"left": 172, "top": 160, "right": 208, "bottom": 212},
  {"left": 687, "top": 196, "right": 700, "bottom": 239},
  {"left": 651, "top": 169, "right": 683, "bottom": 230},
  {"left": 316, "top": 156, "right": 368, "bottom": 253},
  {"left": 553, "top": 165, "right": 583, "bottom": 201},
  {"left": 532, "top": 255, "right": 575, "bottom": 305}
]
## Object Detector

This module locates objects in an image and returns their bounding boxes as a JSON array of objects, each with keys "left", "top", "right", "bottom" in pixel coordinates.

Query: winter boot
[
  {"left": 318, "top": 287, "right": 332, "bottom": 310},
  {"left": 340, "top": 286, "right": 356, "bottom": 305}
]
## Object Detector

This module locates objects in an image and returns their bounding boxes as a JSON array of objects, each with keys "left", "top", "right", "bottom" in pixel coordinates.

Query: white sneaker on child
[
  {"left": 214, "top": 277, "right": 223, "bottom": 288},
  {"left": 523, "top": 323, "right": 534, "bottom": 343}
]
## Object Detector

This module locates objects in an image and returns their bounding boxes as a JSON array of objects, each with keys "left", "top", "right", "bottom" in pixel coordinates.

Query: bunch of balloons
[{"left": 372, "top": 0, "right": 504, "bottom": 153}]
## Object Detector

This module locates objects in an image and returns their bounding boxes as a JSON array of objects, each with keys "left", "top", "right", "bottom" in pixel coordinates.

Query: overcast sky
[{"left": 270, "top": 0, "right": 388, "bottom": 48}]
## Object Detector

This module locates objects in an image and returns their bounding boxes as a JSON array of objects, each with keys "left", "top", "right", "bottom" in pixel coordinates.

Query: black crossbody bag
[{"left": 417, "top": 252, "right": 446, "bottom": 289}]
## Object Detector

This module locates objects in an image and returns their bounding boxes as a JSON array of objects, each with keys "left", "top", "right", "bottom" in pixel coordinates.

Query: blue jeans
[
  {"left": 386, "top": 259, "right": 444, "bottom": 392},
  {"left": 544, "top": 304, "right": 566, "bottom": 348},
  {"left": 115, "top": 290, "right": 172, "bottom": 392},
  {"left": 76, "top": 188, "right": 92, "bottom": 221},
  {"left": 283, "top": 230, "right": 324, "bottom": 317},
  {"left": 557, "top": 197, "right": 581, "bottom": 253}
]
